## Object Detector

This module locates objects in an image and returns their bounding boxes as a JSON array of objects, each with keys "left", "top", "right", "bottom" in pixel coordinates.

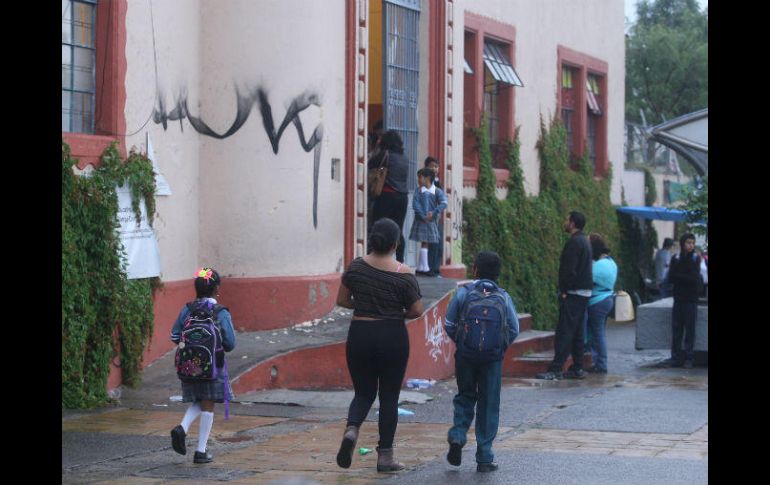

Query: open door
[{"left": 381, "top": 0, "right": 421, "bottom": 265}]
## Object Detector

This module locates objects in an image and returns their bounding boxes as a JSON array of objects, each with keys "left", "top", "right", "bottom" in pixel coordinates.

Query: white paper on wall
[{"left": 117, "top": 183, "right": 162, "bottom": 279}]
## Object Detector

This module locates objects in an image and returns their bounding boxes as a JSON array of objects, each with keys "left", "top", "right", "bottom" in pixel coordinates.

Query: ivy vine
[
  {"left": 62, "top": 141, "right": 159, "bottom": 409},
  {"left": 462, "top": 115, "right": 655, "bottom": 329}
]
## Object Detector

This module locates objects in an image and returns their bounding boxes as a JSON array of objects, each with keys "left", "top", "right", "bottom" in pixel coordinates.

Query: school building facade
[{"left": 62, "top": 0, "right": 624, "bottom": 390}]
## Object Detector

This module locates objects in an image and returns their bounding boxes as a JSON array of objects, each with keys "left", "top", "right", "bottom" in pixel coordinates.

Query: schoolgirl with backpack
[{"left": 169, "top": 267, "right": 236, "bottom": 464}]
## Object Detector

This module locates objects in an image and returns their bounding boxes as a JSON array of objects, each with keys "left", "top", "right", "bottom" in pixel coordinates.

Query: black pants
[
  {"left": 371, "top": 191, "right": 408, "bottom": 262},
  {"left": 549, "top": 295, "right": 589, "bottom": 373},
  {"left": 671, "top": 300, "right": 697, "bottom": 363},
  {"left": 345, "top": 319, "right": 410, "bottom": 449}
]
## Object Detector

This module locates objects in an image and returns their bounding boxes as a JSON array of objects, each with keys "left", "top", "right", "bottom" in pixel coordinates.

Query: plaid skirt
[
  {"left": 180, "top": 373, "right": 234, "bottom": 403},
  {"left": 409, "top": 219, "right": 440, "bottom": 243}
]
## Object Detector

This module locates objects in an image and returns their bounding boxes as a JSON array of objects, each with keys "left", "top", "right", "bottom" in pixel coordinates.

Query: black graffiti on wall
[{"left": 152, "top": 86, "right": 324, "bottom": 228}]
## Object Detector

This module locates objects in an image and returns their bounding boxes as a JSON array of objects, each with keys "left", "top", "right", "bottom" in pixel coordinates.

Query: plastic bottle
[{"left": 406, "top": 378, "right": 435, "bottom": 389}]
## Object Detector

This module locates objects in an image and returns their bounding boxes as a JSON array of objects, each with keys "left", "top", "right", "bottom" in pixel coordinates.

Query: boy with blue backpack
[{"left": 444, "top": 251, "right": 519, "bottom": 472}]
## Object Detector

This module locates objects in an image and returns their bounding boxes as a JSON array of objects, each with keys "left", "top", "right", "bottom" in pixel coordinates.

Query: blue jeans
[
  {"left": 584, "top": 297, "right": 613, "bottom": 371},
  {"left": 448, "top": 354, "right": 502, "bottom": 464}
]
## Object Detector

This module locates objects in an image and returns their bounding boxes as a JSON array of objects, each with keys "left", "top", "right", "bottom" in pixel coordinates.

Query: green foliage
[
  {"left": 462, "top": 117, "right": 654, "bottom": 329},
  {"left": 62, "top": 141, "right": 159, "bottom": 408},
  {"left": 626, "top": 0, "right": 708, "bottom": 124},
  {"left": 643, "top": 168, "right": 657, "bottom": 206},
  {"left": 681, "top": 175, "right": 708, "bottom": 244}
]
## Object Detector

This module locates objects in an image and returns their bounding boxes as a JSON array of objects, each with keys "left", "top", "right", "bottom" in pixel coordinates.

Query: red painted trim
[
  {"left": 63, "top": 0, "right": 127, "bottom": 168},
  {"left": 462, "top": 12, "right": 517, "bottom": 185},
  {"left": 428, "top": 1, "right": 447, "bottom": 164},
  {"left": 557, "top": 45, "right": 609, "bottom": 176},
  {"left": 344, "top": 0, "right": 357, "bottom": 267},
  {"left": 439, "top": 264, "right": 468, "bottom": 279}
]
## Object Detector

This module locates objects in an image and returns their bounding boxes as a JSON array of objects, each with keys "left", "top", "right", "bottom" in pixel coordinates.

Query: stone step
[{"left": 503, "top": 350, "right": 594, "bottom": 378}]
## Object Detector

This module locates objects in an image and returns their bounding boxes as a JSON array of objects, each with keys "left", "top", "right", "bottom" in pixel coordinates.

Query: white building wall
[
  {"left": 125, "top": 0, "right": 347, "bottom": 280},
  {"left": 125, "top": 0, "right": 203, "bottom": 282}
]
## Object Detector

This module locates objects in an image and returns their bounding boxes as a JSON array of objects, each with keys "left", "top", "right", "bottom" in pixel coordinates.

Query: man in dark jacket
[
  {"left": 536, "top": 211, "right": 593, "bottom": 380},
  {"left": 661, "top": 233, "right": 704, "bottom": 368}
]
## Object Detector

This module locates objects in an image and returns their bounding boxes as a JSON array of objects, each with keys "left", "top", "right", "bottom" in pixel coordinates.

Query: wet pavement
[{"left": 62, "top": 320, "right": 708, "bottom": 484}]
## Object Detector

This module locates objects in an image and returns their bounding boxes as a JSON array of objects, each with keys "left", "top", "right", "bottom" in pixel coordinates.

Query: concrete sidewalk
[{"left": 63, "top": 318, "right": 707, "bottom": 484}]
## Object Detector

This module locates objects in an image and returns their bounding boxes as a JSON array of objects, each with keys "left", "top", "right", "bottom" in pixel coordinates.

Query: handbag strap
[{"left": 378, "top": 150, "right": 390, "bottom": 169}]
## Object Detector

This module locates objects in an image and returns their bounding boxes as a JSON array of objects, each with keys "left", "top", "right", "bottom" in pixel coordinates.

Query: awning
[
  {"left": 647, "top": 108, "right": 708, "bottom": 176},
  {"left": 616, "top": 206, "right": 704, "bottom": 223},
  {"left": 587, "top": 89, "right": 601, "bottom": 115},
  {"left": 483, "top": 42, "right": 524, "bottom": 87}
]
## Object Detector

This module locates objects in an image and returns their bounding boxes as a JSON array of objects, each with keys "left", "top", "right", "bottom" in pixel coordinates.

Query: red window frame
[
  {"left": 62, "top": 0, "right": 127, "bottom": 169},
  {"left": 557, "top": 45, "right": 609, "bottom": 177},
  {"left": 463, "top": 12, "right": 516, "bottom": 188}
]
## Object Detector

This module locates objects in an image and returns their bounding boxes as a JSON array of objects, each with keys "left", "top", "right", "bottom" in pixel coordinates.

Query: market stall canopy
[
  {"left": 647, "top": 108, "right": 708, "bottom": 176},
  {"left": 616, "top": 206, "right": 704, "bottom": 223}
]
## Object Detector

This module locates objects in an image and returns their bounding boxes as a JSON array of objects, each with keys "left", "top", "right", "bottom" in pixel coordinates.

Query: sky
[{"left": 624, "top": 0, "right": 708, "bottom": 31}]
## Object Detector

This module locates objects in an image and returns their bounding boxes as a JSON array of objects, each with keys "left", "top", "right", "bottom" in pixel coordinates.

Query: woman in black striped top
[{"left": 335, "top": 218, "right": 424, "bottom": 472}]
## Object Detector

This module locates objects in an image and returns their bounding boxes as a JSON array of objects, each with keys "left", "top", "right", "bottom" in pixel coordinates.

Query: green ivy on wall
[
  {"left": 62, "top": 141, "right": 159, "bottom": 408},
  {"left": 462, "top": 115, "right": 654, "bottom": 329}
]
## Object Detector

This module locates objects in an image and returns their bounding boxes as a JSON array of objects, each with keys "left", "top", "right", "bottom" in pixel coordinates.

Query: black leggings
[{"left": 345, "top": 319, "right": 410, "bottom": 448}]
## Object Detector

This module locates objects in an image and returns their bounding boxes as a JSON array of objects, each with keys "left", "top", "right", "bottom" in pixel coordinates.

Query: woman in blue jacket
[{"left": 584, "top": 234, "right": 617, "bottom": 374}]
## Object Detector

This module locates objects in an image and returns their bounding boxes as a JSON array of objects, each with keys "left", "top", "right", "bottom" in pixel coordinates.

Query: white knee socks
[
  {"left": 419, "top": 248, "right": 430, "bottom": 272},
  {"left": 197, "top": 411, "right": 214, "bottom": 453},
  {"left": 180, "top": 402, "right": 202, "bottom": 433}
]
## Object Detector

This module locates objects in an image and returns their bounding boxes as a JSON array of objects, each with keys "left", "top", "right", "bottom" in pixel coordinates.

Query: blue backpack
[
  {"left": 175, "top": 301, "right": 227, "bottom": 382},
  {"left": 455, "top": 281, "right": 509, "bottom": 363}
]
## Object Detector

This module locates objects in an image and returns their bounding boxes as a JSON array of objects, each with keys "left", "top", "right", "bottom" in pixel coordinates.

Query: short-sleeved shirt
[{"left": 341, "top": 258, "right": 422, "bottom": 320}]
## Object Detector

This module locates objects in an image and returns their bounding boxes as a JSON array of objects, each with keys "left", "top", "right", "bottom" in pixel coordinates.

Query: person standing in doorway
[
  {"left": 536, "top": 211, "right": 593, "bottom": 380},
  {"left": 424, "top": 156, "right": 444, "bottom": 276},
  {"left": 654, "top": 238, "right": 675, "bottom": 298},
  {"left": 369, "top": 130, "right": 410, "bottom": 262}
]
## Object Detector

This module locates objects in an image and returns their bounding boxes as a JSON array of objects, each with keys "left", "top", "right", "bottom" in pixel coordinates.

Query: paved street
[{"left": 62, "top": 321, "right": 707, "bottom": 484}]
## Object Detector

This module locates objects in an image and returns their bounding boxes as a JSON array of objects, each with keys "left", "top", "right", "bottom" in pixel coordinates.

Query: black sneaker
[
  {"left": 193, "top": 450, "right": 213, "bottom": 464},
  {"left": 563, "top": 368, "right": 586, "bottom": 379},
  {"left": 447, "top": 442, "right": 462, "bottom": 466},
  {"left": 535, "top": 371, "right": 562, "bottom": 380},
  {"left": 170, "top": 425, "right": 186, "bottom": 455},
  {"left": 477, "top": 462, "right": 499, "bottom": 472}
]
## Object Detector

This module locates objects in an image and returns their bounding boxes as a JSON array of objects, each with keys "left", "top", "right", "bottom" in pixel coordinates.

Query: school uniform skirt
[
  {"left": 181, "top": 372, "right": 234, "bottom": 403},
  {"left": 409, "top": 219, "right": 440, "bottom": 243}
]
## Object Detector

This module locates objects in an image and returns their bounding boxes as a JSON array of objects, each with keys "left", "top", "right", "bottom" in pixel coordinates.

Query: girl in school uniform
[{"left": 409, "top": 168, "right": 447, "bottom": 275}]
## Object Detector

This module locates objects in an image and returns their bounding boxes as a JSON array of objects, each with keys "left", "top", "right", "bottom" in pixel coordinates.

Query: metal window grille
[
  {"left": 383, "top": 0, "right": 420, "bottom": 190},
  {"left": 62, "top": 0, "right": 97, "bottom": 134}
]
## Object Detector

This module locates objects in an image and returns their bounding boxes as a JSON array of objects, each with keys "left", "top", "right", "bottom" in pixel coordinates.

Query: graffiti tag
[{"left": 424, "top": 306, "right": 453, "bottom": 365}]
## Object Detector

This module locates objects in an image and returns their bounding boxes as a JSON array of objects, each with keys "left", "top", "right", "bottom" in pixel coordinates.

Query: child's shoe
[
  {"left": 170, "top": 425, "right": 186, "bottom": 455},
  {"left": 193, "top": 450, "right": 213, "bottom": 464}
]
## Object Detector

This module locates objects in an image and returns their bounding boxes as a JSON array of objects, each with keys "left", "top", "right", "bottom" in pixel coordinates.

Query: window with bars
[
  {"left": 62, "top": 0, "right": 97, "bottom": 134},
  {"left": 561, "top": 66, "right": 576, "bottom": 157}
]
